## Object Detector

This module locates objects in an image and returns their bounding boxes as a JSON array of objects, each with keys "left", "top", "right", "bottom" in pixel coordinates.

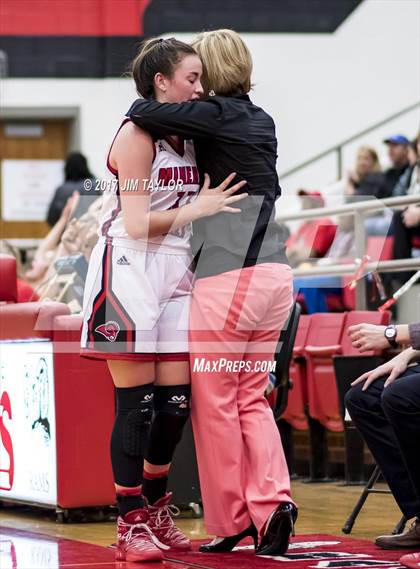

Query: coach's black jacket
[{"left": 128, "top": 95, "right": 288, "bottom": 278}]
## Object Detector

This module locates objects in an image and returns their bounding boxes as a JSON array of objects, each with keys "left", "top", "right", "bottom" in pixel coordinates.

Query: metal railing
[
  {"left": 276, "top": 194, "right": 420, "bottom": 309},
  {"left": 279, "top": 101, "right": 420, "bottom": 181}
]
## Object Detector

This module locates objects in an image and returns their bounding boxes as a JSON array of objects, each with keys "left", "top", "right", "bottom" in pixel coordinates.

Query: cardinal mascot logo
[{"left": 95, "top": 321, "right": 120, "bottom": 342}]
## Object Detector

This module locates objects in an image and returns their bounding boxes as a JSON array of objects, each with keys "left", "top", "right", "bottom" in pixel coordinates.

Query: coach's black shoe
[
  {"left": 256, "top": 502, "right": 297, "bottom": 556},
  {"left": 199, "top": 523, "right": 258, "bottom": 553}
]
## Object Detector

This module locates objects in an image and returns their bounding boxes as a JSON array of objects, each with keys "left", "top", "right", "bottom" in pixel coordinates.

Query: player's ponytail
[{"left": 132, "top": 37, "right": 197, "bottom": 99}]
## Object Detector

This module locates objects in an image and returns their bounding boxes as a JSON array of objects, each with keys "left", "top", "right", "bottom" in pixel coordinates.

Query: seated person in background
[
  {"left": 344, "top": 145, "right": 382, "bottom": 199},
  {"left": 46, "top": 152, "right": 97, "bottom": 227},
  {"left": 345, "top": 320, "right": 420, "bottom": 560},
  {"left": 293, "top": 214, "right": 355, "bottom": 313},
  {"left": 26, "top": 192, "right": 80, "bottom": 283},
  {"left": 286, "top": 189, "right": 337, "bottom": 268},
  {"left": 27, "top": 193, "right": 102, "bottom": 302},
  {"left": 383, "top": 134, "right": 412, "bottom": 198},
  {"left": 392, "top": 135, "right": 419, "bottom": 197},
  {"left": 363, "top": 134, "right": 411, "bottom": 236},
  {"left": 0, "top": 241, "right": 39, "bottom": 302},
  {"left": 391, "top": 133, "right": 420, "bottom": 284}
]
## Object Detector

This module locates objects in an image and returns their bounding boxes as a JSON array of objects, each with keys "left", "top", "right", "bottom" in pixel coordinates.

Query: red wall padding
[{"left": 0, "top": 0, "right": 151, "bottom": 36}]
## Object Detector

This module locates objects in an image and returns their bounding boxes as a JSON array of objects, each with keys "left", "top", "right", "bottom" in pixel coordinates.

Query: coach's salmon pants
[{"left": 189, "top": 263, "right": 295, "bottom": 536}]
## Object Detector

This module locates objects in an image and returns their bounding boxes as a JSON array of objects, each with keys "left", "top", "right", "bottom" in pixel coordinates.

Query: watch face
[{"left": 385, "top": 328, "right": 395, "bottom": 339}]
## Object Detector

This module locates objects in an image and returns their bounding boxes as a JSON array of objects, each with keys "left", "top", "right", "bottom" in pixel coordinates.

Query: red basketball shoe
[
  {"left": 148, "top": 493, "right": 191, "bottom": 551},
  {"left": 115, "top": 507, "right": 164, "bottom": 562}
]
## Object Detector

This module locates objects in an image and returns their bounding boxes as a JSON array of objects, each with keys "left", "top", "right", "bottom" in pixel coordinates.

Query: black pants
[{"left": 345, "top": 364, "right": 420, "bottom": 519}]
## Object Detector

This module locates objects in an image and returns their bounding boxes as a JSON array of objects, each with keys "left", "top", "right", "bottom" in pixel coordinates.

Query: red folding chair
[
  {"left": 282, "top": 314, "right": 311, "bottom": 431},
  {"left": 304, "top": 313, "right": 347, "bottom": 433}
]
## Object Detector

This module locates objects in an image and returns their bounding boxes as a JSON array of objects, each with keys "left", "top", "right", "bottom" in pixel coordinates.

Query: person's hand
[
  {"left": 193, "top": 173, "right": 248, "bottom": 218},
  {"left": 344, "top": 169, "right": 359, "bottom": 195},
  {"left": 348, "top": 323, "right": 389, "bottom": 352},
  {"left": 60, "top": 191, "right": 80, "bottom": 223},
  {"left": 402, "top": 205, "right": 420, "bottom": 228},
  {"left": 25, "top": 258, "right": 49, "bottom": 281},
  {"left": 61, "top": 218, "right": 83, "bottom": 254},
  {"left": 81, "top": 226, "right": 99, "bottom": 260},
  {"left": 351, "top": 349, "right": 413, "bottom": 391}
]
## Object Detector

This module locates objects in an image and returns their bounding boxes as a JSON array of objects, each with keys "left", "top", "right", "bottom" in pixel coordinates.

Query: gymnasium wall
[{"left": 1, "top": 0, "right": 419, "bottom": 206}]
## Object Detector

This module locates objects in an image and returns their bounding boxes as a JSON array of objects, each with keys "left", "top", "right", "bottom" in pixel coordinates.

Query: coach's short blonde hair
[{"left": 192, "top": 29, "right": 252, "bottom": 97}]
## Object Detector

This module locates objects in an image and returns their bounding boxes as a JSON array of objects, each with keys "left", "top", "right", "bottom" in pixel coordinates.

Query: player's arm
[
  {"left": 128, "top": 98, "right": 223, "bottom": 139},
  {"left": 113, "top": 123, "right": 247, "bottom": 240}
]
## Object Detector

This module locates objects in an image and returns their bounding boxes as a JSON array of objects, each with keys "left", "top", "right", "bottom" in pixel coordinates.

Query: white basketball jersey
[{"left": 98, "top": 119, "right": 200, "bottom": 252}]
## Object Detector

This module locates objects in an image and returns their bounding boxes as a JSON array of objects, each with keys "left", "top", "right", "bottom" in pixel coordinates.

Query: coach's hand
[
  {"left": 194, "top": 173, "right": 248, "bottom": 217},
  {"left": 348, "top": 323, "right": 389, "bottom": 353},
  {"left": 350, "top": 349, "right": 413, "bottom": 391}
]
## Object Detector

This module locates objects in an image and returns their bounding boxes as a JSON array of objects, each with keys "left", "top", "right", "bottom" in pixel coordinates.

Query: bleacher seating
[{"left": 282, "top": 310, "right": 391, "bottom": 433}]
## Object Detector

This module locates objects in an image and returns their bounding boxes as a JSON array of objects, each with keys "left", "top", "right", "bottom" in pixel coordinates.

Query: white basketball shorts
[{"left": 80, "top": 237, "right": 193, "bottom": 361}]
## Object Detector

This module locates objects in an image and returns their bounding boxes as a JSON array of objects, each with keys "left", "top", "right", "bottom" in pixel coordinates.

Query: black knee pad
[
  {"left": 114, "top": 384, "right": 154, "bottom": 457},
  {"left": 110, "top": 383, "right": 154, "bottom": 487},
  {"left": 123, "top": 407, "right": 153, "bottom": 456},
  {"left": 146, "top": 385, "right": 191, "bottom": 465}
]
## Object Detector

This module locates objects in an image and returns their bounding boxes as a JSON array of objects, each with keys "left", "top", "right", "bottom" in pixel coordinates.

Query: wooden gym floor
[{"left": 0, "top": 481, "right": 403, "bottom": 548}]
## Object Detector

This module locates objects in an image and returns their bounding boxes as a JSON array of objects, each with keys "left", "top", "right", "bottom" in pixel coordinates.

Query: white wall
[
  {"left": 1, "top": 0, "right": 419, "bottom": 199},
  {"left": 1, "top": 78, "right": 138, "bottom": 180}
]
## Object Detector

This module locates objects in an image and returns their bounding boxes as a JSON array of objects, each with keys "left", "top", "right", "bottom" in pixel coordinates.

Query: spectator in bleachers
[
  {"left": 46, "top": 152, "right": 97, "bottom": 227},
  {"left": 344, "top": 145, "right": 382, "bottom": 199},
  {"left": 382, "top": 135, "right": 411, "bottom": 196},
  {"left": 27, "top": 192, "right": 80, "bottom": 283},
  {"left": 27, "top": 193, "right": 102, "bottom": 302},
  {"left": 286, "top": 189, "right": 337, "bottom": 268},
  {"left": 293, "top": 214, "right": 355, "bottom": 313},
  {"left": 391, "top": 133, "right": 420, "bottom": 284},
  {"left": 392, "top": 135, "right": 419, "bottom": 197},
  {"left": 362, "top": 134, "right": 411, "bottom": 236},
  {"left": 0, "top": 241, "right": 39, "bottom": 302},
  {"left": 345, "top": 321, "right": 420, "bottom": 556}
]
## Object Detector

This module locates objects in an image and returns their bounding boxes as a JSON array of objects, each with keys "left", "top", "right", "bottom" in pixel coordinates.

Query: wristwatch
[{"left": 384, "top": 325, "right": 398, "bottom": 348}]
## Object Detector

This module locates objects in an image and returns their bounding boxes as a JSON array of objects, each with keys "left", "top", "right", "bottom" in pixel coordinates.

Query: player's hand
[
  {"left": 350, "top": 349, "right": 412, "bottom": 391},
  {"left": 194, "top": 173, "right": 248, "bottom": 218},
  {"left": 347, "top": 323, "right": 389, "bottom": 353}
]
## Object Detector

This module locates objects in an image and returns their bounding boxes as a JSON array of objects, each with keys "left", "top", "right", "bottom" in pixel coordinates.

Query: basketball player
[
  {"left": 129, "top": 30, "right": 297, "bottom": 557},
  {"left": 80, "top": 38, "right": 247, "bottom": 563}
]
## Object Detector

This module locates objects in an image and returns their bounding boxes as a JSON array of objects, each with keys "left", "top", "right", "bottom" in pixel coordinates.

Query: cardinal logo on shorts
[{"left": 95, "top": 321, "right": 120, "bottom": 342}]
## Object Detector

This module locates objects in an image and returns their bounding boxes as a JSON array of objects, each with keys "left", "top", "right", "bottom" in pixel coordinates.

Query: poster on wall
[
  {"left": 0, "top": 340, "right": 57, "bottom": 505},
  {"left": 1, "top": 159, "right": 64, "bottom": 221}
]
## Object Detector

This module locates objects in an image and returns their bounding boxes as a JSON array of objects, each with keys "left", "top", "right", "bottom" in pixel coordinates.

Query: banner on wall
[
  {"left": 1, "top": 159, "right": 64, "bottom": 221},
  {"left": 0, "top": 340, "right": 57, "bottom": 505}
]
